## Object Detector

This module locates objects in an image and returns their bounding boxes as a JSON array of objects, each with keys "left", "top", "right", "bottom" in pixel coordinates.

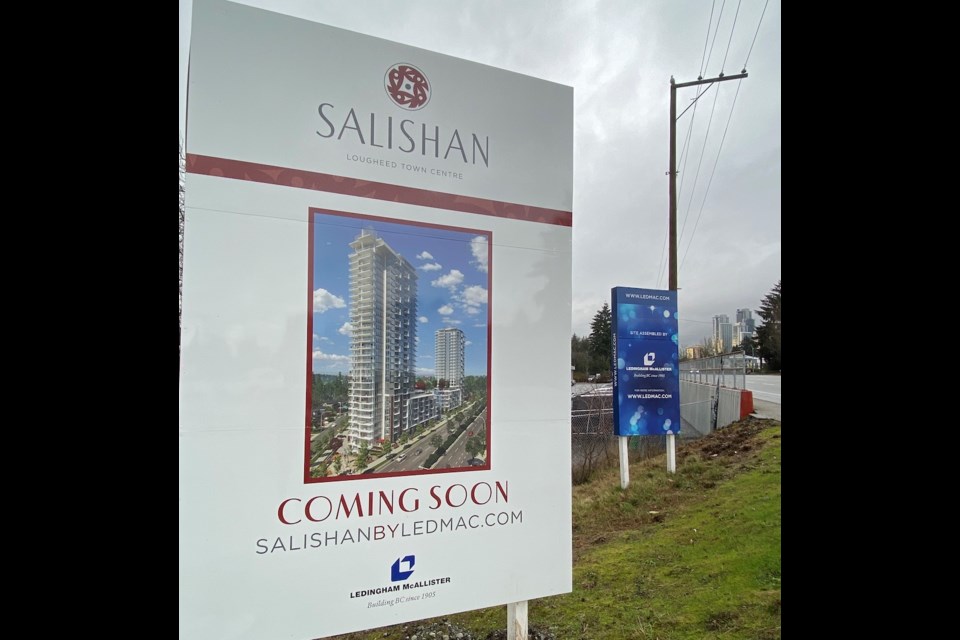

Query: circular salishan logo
[{"left": 385, "top": 63, "right": 431, "bottom": 110}]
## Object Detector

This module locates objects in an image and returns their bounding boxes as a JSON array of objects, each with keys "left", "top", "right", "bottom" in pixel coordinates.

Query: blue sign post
[{"left": 612, "top": 287, "right": 680, "bottom": 482}]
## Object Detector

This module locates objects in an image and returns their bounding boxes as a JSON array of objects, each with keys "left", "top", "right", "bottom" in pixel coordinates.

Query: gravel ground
[{"left": 390, "top": 619, "right": 556, "bottom": 640}]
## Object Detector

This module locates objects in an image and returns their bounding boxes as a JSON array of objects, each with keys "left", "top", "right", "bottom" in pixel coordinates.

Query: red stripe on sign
[{"left": 186, "top": 154, "right": 572, "bottom": 227}]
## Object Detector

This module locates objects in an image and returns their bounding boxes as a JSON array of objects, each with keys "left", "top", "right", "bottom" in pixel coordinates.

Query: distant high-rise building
[
  {"left": 712, "top": 314, "right": 733, "bottom": 354},
  {"left": 733, "top": 308, "right": 756, "bottom": 348},
  {"left": 435, "top": 327, "right": 465, "bottom": 388},
  {"left": 347, "top": 230, "right": 424, "bottom": 450}
]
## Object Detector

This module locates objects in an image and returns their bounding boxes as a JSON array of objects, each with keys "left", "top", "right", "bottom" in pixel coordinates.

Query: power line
[
  {"left": 661, "top": 102, "right": 706, "bottom": 286},
  {"left": 676, "top": 82, "right": 714, "bottom": 122},
  {"left": 720, "top": 0, "right": 742, "bottom": 73},
  {"left": 743, "top": 0, "right": 771, "bottom": 68},
  {"left": 680, "top": 79, "right": 744, "bottom": 270},
  {"left": 678, "top": 82, "right": 723, "bottom": 246},
  {"left": 698, "top": 0, "right": 717, "bottom": 77},
  {"left": 676, "top": 90, "right": 703, "bottom": 187},
  {"left": 657, "top": 82, "right": 713, "bottom": 287},
  {"left": 668, "top": 72, "right": 747, "bottom": 292},
  {"left": 656, "top": 0, "right": 725, "bottom": 288},
  {"left": 666, "top": 2, "right": 723, "bottom": 287},
  {"left": 702, "top": 0, "right": 727, "bottom": 76},
  {"left": 662, "top": 92, "right": 704, "bottom": 288},
  {"left": 677, "top": 0, "right": 737, "bottom": 251},
  {"left": 655, "top": 232, "right": 668, "bottom": 288}
]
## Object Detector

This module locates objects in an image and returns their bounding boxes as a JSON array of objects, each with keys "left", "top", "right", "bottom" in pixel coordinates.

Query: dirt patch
[
  {"left": 704, "top": 609, "right": 740, "bottom": 632},
  {"left": 682, "top": 416, "right": 776, "bottom": 461},
  {"left": 569, "top": 416, "right": 779, "bottom": 561}
]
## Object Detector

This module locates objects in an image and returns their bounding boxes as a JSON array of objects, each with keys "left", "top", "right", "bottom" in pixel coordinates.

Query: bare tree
[
  {"left": 699, "top": 335, "right": 717, "bottom": 358},
  {"left": 571, "top": 390, "right": 616, "bottom": 484}
]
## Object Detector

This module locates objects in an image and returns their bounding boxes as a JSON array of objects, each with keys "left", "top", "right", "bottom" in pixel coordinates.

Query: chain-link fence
[
  {"left": 571, "top": 384, "right": 612, "bottom": 434},
  {"left": 571, "top": 384, "right": 666, "bottom": 483},
  {"left": 679, "top": 351, "right": 754, "bottom": 389},
  {"left": 567, "top": 355, "right": 753, "bottom": 479}
]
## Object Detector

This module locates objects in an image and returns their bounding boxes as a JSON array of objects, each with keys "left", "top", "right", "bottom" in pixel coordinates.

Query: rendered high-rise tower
[
  {"left": 347, "top": 230, "right": 418, "bottom": 449},
  {"left": 435, "top": 327, "right": 465, "bottom": 389},
  {"left": 434, "top": 327, "right": 465, "bottom": 411}
]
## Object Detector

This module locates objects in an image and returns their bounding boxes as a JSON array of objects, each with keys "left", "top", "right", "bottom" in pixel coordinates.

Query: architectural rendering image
[{"left": 306, "top": 210, "right": 490, "bottom": 482}]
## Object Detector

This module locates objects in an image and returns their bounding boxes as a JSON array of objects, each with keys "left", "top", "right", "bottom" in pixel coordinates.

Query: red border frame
[
  {"left": 186, "top": 154, "right": 571, "bottom": 227},
  {"left": 305, "top": 207, "right": 492, "bottom": 484}
]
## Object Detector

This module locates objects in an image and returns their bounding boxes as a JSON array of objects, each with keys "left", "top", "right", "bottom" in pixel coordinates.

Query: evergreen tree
[
  {"left": 571, "top": 334, "right": 591, "bottom": 374},
  {"left": 755, "top": 281, "right": 781, "bottom": 371},
  {"left": 589, "top": 303, "right": 612, "bottom": 375}
]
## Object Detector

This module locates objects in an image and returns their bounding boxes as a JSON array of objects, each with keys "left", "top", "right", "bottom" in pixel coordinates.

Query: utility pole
[
  {"left": 668, "top": 71, "right": 748, "bottom": 290},
  {"left": 664, "top": 70, "right": 747, "bottom": 475}
]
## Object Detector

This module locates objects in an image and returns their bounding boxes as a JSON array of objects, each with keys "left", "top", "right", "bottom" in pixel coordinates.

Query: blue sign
[{"left": 611, "top": 287, "right": 680, "bottom": 436}]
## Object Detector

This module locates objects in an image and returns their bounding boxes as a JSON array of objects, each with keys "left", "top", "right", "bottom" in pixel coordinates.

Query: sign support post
[
  {"left": 507, "top": 601, "right": 528, "bottom": 640},
  {"left": 666, "top": 433, "right": 676, "bottom": 473},
  {"left": 619, "top": 436, "right": 630, "bottom": 489}
]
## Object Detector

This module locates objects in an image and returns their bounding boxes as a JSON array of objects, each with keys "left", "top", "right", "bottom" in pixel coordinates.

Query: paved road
[
  {"left": 377, "top": 417, "right": 456, "bottom": 473},
  {"left": 434, "top": 410, "right": 486, "bottom": 469},
  {"left": 745, "top": 375, "right": 781, "bottom": 404},
  {"left": 377, "top": 440, "right": 434, "bottom": 472},
  {"left": 376, "top": 401, "right": 481, "bottom": 473}
]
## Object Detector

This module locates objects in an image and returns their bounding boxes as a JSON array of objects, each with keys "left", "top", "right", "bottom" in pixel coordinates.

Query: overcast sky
[{"left": 179, "top": 0, "right": 781, "bottom": 347}]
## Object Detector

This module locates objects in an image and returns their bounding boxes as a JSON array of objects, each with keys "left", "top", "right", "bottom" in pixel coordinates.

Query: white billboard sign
[{"left": 180, "top": 1, "right": 572, "bottom": 637}]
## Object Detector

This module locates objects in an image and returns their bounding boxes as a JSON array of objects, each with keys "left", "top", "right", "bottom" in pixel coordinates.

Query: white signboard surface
[{"left": 180, "top": 1, "right": 572, "bottom": 638}]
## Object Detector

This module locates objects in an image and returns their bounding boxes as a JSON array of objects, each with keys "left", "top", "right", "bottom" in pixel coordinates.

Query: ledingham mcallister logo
[
  {"left": 385, "top": 63, "right": 431, "bottom": 110},
  {"left": 349, "top": 554, "right": 452, "bottom": 602},
  {"left": 391, "top": 555, "right": 416, "bottom": 582}
]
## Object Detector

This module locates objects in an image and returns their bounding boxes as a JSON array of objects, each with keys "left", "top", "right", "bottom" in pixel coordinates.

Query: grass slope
[{"left": 334, "top": 418, "right": 781, "bottom": 640}]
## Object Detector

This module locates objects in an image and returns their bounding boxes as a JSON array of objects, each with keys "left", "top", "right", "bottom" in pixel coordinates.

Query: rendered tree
[
  {"left": 355, "top": 442, "right": 371, "bottom": 470},
  {"left": 466, "top": 436, "right": 484, "bottom": 459}
]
